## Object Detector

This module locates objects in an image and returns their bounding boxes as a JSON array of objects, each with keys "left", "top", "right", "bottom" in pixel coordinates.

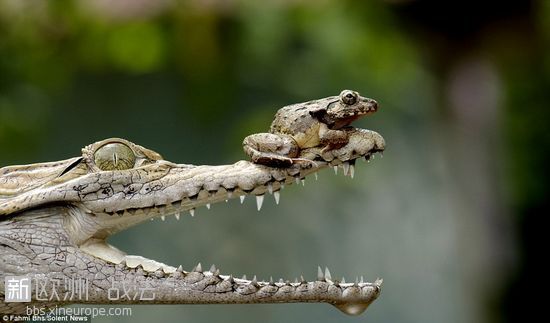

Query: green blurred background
[{"left": 1, "top": 0, "right": 548, "bottom": 322}]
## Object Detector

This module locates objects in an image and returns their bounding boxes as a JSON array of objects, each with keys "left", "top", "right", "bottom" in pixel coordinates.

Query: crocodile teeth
[
  {"left": 256, "top": 195, "right": 264, "bottom": 211},
  {"left": 206, "top": 203, "right": 211, "bottom": 210},
  {"left": 123, "top": 255, "right": 175, "bottom": 273},
  {"left": 333, "top": 165, "right": 338, "bottom": 174},
  {"left": 267, "top": 183, "right": 273, "bottom": 194},
  {"left": 317, "top": 266, "right": 324, "bottom": 281},
  {"left": 240, "top": 195, "right": 245, "bottom": 204},
  {"left": 189, "top": 209, "right": 195, "bottom": 217},
  {"left": 343, "top": 162, "right": 350, "bottom": 176},
  {"left": 174, "top": 213, "right": 180, "bottom": 220},
  {"left": 314, "top": 173, "right": 318, "bottom": 180},
  {"left": 324, "top": 267, "right": 332, "bottom": 281},
  {"left": 160, "top": 216, "right": 166, "bottom": 221},
  {"left": 301, "top": 179, "right": 305, "bottom": 186},
  {"left": 273, "top": 191, "right": 280, "bottom": 205},
  {"left": 350, "top": 164, "right": 355, "bottom": 179},
  {"left": 194, "top": 263, "right": 202, "bottom": 272},
  {"left": 295, "top": 177, "right": 300, "bottom": 185}
]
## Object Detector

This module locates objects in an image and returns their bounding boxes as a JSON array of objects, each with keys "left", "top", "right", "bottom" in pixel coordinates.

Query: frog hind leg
[{"left": 243, "top": 133, "right": 307, "bottom": 167}]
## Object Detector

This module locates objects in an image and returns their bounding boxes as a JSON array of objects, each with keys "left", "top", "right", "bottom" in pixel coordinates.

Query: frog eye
[
  {"left": 341, "top": 90, "right": 358, "bottom": 105},
  {"left": 94, "top": 142, "right": 136, "bottom": 171}
]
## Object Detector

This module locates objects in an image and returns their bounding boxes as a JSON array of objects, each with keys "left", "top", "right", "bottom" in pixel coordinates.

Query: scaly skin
[{"left": 0, "top": 93, "right": 385, "bottom": 316}]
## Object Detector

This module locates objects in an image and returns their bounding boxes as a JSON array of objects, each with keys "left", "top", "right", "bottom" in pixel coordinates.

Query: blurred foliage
[{"left": 1, "top": 1, "right": 548, "bottom": 323}]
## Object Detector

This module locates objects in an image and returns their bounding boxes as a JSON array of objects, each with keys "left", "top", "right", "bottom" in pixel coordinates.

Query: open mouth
[{"left": 68, "top": 132, "right": 384, "bottom": 315}]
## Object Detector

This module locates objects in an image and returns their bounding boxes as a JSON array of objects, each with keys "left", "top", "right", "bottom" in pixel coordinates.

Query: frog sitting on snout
[{"left": 243, "top": 90, "right": 379, "bottom": 167}]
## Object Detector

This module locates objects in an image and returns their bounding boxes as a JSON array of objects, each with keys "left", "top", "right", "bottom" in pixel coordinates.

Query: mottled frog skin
[{"left": 243, "top": 90, "right": 378, "bottom": 167}]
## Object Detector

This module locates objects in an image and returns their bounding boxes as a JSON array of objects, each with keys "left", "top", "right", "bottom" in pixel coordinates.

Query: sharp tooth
[
  {"left": 227, "top": 191, "right": 233, "bottom": 199},
  {"left": 341, "top": 277, "right": 346, "bottom": 284},
  {"left": 175, "top": 213, "right": 180, "bottom": 220},
  {"left": 360, "top": 276, "right": 364, "bottom": 284},
  {"left": 324, "top": 267, "right": 332, "bottom": 281},
  {"left": 295, "top": 177, "right": 300, "bottom": 185},
  {"left": 317, "top": 266, "right": 324, "bottom": 281},
  {"left": 161, "top": 215, "right": 166, "bottom": 221},
  {"left": 333, "top": 165, "right": 338, "bottom": 174},
  {"left": 267, "top": 183, "right": 273, "bottom": 194},
  {"left": 177, "top": 265, "right": 183, "bottom": 272},
  {"left": 281, "top": 182, "right": 285, "bottom": 190},
  {"left": 350, "top": 164, "right": 355, "bottom": 179},
  {"left": 343, "top": 162, "right": 350, "bottom": 176},
  {"left": 242, "top": 275, "right": 247, "bottom": 280},
  {"left": 189, "top": 209, "right": 195, "bottom": 217},
  {"left": 206, "top": 203, "right": 211, "bottom": 210},
  {"left": 240, "top": 195, "right": 245, "bottom": 204},
  {"left": 314, "top": 173, "right": 318, "bottom": 180},
  {"left": 194, "top": 263, "right": 202, "bottom": 272},
  {"left": 256, "top": 195, "right": 264, "bottom": 211},
  {"left": 273, "top": 191, "right": 280, "bottom": 205},
  {"left": 301, "top": 179, "right": 305, "bottom": 186},
  {"left": 209, "top": 264, "right": 216, "bottom": 273}
]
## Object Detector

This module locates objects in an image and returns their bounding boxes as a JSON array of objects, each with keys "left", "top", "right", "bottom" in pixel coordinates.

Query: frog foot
[{"left": 319, "top": 128, "right": 385, "bottom": 163}]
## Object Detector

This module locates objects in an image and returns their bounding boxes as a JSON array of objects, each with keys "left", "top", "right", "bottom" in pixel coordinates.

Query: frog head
[{"left": 310, "top": 90, "right": 379, "bottom": 130}]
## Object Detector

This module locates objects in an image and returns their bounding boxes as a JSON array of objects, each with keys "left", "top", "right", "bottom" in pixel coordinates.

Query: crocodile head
[{"left": 1, "top": 128, "right": 384, "bottom": 315}]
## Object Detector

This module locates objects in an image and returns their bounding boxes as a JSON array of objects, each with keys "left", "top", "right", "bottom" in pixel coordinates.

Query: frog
[{"left": 243, "top": 89, "right": 379, "bottom": 167}]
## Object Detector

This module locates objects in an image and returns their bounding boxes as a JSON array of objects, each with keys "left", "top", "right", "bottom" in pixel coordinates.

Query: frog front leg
[
  {"left": 243, "top": 133, "right": 314, "bottom": 167},
  {"left": 319, "top": 127, "right": 350, "bottom": 153},
  {"left": 319, "top": 128, "right": 385, "bottom": 161}
]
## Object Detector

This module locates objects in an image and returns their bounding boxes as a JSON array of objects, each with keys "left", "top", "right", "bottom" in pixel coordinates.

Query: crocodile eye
[
  {"left": 341, "top": 90, "right": 358, "bottom": 105},
  {"left": 94, "top": 143, "right": 136, "bottom": 171}
]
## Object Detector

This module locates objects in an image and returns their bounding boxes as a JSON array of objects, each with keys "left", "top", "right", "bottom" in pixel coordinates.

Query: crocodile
[{"left": 0, "top": 90, "right": 385, "bottom": 317}]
